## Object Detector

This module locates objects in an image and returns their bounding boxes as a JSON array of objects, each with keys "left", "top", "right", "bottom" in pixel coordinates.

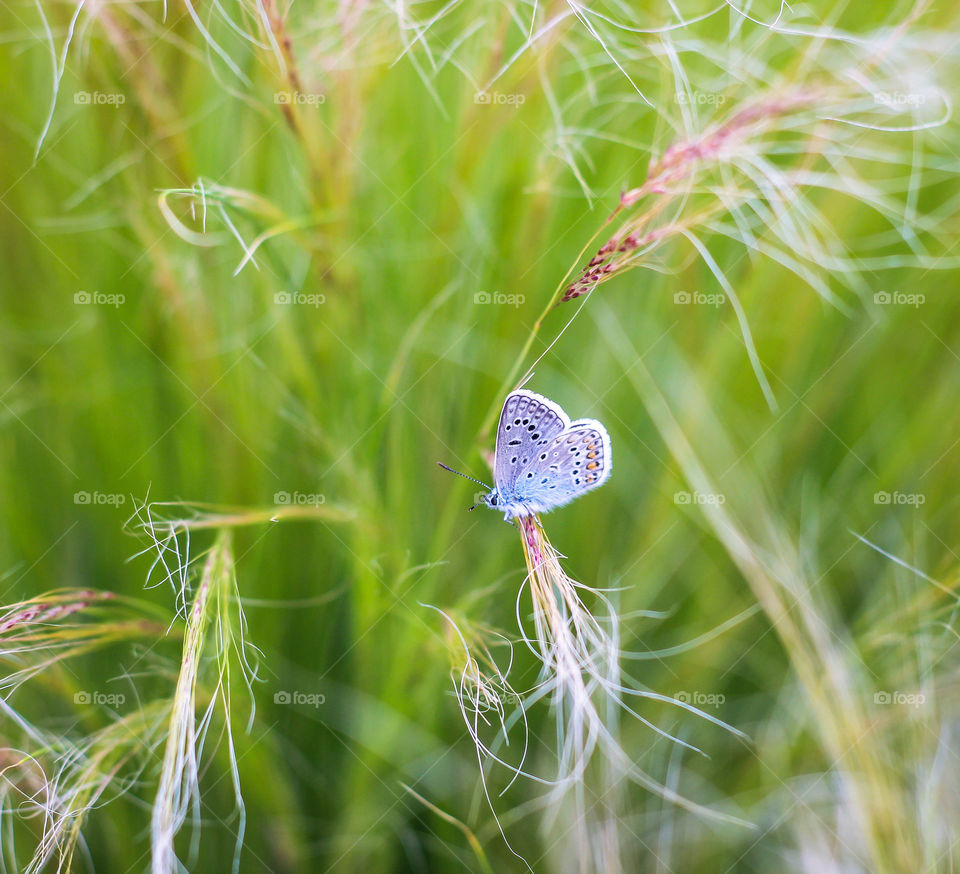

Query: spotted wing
[
  {"left": 510, "top": 419, "right": 612, "bottom": 514},
  {"left": 494, "top": 390, "right": 570, "bottom": 497}
]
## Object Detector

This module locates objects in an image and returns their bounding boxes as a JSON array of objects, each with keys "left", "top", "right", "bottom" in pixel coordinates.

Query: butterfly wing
[
  {"left": 494, "top": 390, "right": 570, "bottom": 497},
  {"left": 510, "top": 418, "right": 612, "bottom": 513}
]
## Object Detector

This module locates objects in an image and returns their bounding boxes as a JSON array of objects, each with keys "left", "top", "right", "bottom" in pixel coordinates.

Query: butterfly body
[{"left": 480, "top": 390, "right": 612, "bottom": 520}]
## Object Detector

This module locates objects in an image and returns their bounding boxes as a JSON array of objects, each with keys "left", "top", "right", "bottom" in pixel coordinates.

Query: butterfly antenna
[{"left": 437, "top": 462, "right": 492, "bottom": 491}]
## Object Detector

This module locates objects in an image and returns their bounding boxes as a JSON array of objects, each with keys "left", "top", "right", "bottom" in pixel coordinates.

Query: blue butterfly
[{"left": 441, "top": 389, "right": 612, "bottom": 520}]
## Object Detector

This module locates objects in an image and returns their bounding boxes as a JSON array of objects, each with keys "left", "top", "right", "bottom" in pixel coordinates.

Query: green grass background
[{"left": 1, "top": 1, "right": 959, "bottom": 871}]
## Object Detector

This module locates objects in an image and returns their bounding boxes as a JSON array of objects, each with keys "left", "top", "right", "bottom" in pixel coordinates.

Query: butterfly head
[
  {"left": 437, "top": 463, "right": 498, "bottom": 512},
  {"left": 465, "top": 488, "right": 498, "bottom": 511}
]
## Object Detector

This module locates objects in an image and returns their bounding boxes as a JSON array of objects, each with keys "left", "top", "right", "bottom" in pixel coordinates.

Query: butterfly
[{"left": 440, "top": 389, "right": 612, "bottom": 520}]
